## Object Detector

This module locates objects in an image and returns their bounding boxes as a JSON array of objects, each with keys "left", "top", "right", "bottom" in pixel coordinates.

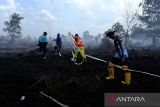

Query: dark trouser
[
  {"left": 39, "top": 42, "right": 47, "bottom": 57},
  {"left": 110, "top": 57, "right": 128, "bottom": 66},
  {"left": 58, "top": 46, "right": 61, "bottom": 53},
  {"left": 57, "top": 44, "right": 62, "bottom": 53}
]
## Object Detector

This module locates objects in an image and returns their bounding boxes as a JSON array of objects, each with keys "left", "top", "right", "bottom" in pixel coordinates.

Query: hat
[{"left": 105, "top": 29, "right": 116, "bottom": 37}]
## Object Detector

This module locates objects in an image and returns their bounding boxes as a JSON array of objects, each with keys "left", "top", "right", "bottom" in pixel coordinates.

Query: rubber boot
[
  {"left": 106, "top": 67, "right": 115, "bottom": 80},
  {"left": 121, "top": 72, "right": 131, "bottom": 85}
]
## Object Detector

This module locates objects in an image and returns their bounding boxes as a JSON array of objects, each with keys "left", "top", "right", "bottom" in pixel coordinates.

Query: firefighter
[
  {"left": 105, "top": 29, "right": 131, "bottom": 85},
  {"left": 71, "top": 34, "right": 86, "bottom": 62}
]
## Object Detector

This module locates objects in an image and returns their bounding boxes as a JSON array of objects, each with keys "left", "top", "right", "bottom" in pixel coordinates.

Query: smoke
[
  {"left": 0, "top": 34, "right": 38, "bottom": 51},
  {"left": 81, "top": 31, "right": 98, "bottom": 49},
  {"left": 40, "top": 9, "right": 58, "bottom": 36},
  {"left": 40, "top": 9, "right": 57, "bottom": 25}
]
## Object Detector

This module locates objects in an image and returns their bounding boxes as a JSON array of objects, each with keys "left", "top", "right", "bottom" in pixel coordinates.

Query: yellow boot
[
  {"left": 106, "top": 62, "right": 115, "bottom": 80},
  {"left": 121, "top": 72, "right": 131, "bottom": 85},
  {"left": 106, "top": 63, "right": 115, "bottom": 80}
]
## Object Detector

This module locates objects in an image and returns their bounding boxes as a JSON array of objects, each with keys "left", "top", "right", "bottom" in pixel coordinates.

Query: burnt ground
[{"left": 0, "top": 48, "right": 160, "bottom": 107}]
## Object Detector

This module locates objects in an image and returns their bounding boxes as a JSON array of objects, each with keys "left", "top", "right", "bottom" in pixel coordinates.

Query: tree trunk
[
  {"left": 10, "top": 34, "right": 15, "bottom": 43},
  {"left": 125, "top": 31, "right": 129, "bottom": 47},
  {"left": 152, "top": 35, "right": 156, "bottom": 47}
]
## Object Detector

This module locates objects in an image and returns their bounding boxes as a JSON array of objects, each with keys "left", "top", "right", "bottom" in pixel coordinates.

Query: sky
[{"left": 0, "top": 0, "right": 142, "bottom": 37}]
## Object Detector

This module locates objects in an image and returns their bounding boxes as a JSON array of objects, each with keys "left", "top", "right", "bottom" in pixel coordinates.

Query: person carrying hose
[
  {"left": 71, "top": 34, "right": 86, "bottom": 62},
  {"left": 105, "top": 29, "right": 131, "bottom": 85}
]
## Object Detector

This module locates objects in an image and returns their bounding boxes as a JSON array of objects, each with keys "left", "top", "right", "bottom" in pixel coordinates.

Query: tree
[
  {"left": 123, "top": 4, "right": 139, "bottom": 47},
  {"left": 83, "top": 31, "right": 94, "bottom": 40},
  {"left": 95, "top": 33, "right": 102, "bottom": 43},
  {"left": 130, "top": 24, "right": 145, "bottom": 38},
  {"left": 3, "top": 13, "right": 24, "bottom": 42},
  {"left": 139, "top": 0, "right": 160, "bottom": 47},
  {"left": 100, "top": 33, "right": 114, "bottom": 49},
  {"left": 112, "top": 22, "right": 125, "bottom": 37}
]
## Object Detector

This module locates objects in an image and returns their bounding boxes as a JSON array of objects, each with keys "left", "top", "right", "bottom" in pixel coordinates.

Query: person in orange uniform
[{"left": 71, "top": 34, "right": 86, "bottom": 62}]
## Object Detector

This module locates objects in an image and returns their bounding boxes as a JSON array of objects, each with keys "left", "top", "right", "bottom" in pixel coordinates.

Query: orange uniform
[
  {"left": 73, "top": 35, "right": 84, "bottom": 47},
  {"left": 72, "top": 34, "right": 86, "bottom": 61}
]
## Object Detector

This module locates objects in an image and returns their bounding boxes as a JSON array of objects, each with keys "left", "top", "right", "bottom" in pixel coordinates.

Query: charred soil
[{"left": 0, "top": 49, "right": 160, "bottom": 107}]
